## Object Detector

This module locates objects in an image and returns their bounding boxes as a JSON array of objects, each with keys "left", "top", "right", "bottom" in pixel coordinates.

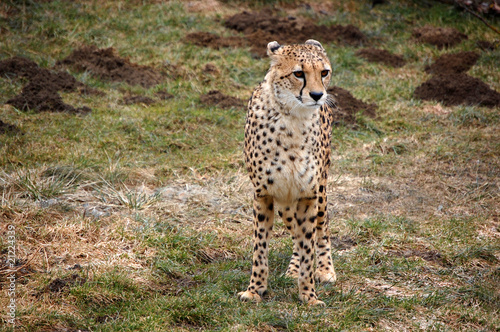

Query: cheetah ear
[
  {"left": 267, "top": 41, "right": 281, "bottom": 56},
  {"left": 305, "top": 39, "right": 324, "bottom": 50}
]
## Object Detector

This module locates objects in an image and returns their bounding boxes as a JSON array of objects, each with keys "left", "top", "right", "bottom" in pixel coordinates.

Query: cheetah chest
[{"left": 247, "top": 111, "right": 321, "bottom": 204}]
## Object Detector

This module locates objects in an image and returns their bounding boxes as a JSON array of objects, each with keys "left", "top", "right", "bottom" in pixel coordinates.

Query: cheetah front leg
[
  {"left": 282, "top": 207, "right": 300, "bottom": 279},
  {"left": 238, "top": 194, "right": 274, "bottom": 303},
  {"left": 294, "top": 198, "right": 325, "bottom": 306},
  {"left": 314, "top": 182, "right": 336, "bottom": 284}
]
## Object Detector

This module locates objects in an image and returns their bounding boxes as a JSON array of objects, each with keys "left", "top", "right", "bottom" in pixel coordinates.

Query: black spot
[{"left": 258, "top": 214, "right": 266, "bottom": 222}]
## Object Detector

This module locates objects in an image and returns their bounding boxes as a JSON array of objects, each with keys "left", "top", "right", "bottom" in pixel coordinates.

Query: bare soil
[
  {"left": 44, "top": 274, "right": 86, "bottom": 293},
  {"left": 202, "top": 63, "right": 220, "bottom": 75},
  {"left": 355, "top": 48, "right": 406, "bottom": 68},
  {"left": 327, "top": 86, "right": 377, "bottom": 125},
  {"left": 200, "top": 90, "right": 245, "bottom": 109},
  {"left": 415, "top": 50, "right": 500, "bottom": 107},
  {"left": 200, "top": 10, "right": 367, "bottom": 57},
  {"left": 0, "top": 119, "right": 21, "bottom": 135},
  {"left": 330, "top": 235, "right": 357, "bottom": 250},
  {"left": 424, "top": 51, "right": 480, "bottom": 75},
  {"left": 0, "top": 56, "right": 40, "bottom": 78},
  {"left": 225, "top": 10, "right": 366, "bottom": 45},
  {"left": 414, "top": 73, "right": 500, "bottom": 107},
  {"left": 412, "top": 25, "right": 467, "bottom": 49},
  {"left": 122, "top": 95, "right": 156, "bottom": 105},
  {"left": 155, "top": 90, "right": 174, "bottom": 100},
  {"left": 0, "top": 56, "right": 93, "bottom": 114},
  {"left": 186, "top": 32, "right": 245, "bottom": 49},
  {"left": 452, "top": 0, "right": 500, "bottom": 16},
  {"left": 476, "top": 40, "right": 498, "bottom": 51},
  {"left": 388, "top": 248, "right": 449, "bottom": 267},
  {"left": 57, "top": 45, "right": 164, "bottom": 88}
]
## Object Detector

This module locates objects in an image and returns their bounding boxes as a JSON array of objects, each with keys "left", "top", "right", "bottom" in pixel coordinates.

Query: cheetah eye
[
  {"left": 293, "top": 71, "right": 304, "bottom": 78},
  {"left": 321, "top": 70, "right": 330, "bottom": 78}
]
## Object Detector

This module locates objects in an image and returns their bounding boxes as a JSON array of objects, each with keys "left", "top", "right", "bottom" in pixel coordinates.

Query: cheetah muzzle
[{"left": 238, "top": 39, "right": 337, "bottom": 306}]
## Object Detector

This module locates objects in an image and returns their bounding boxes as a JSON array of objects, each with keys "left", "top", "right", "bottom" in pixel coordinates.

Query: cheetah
[{"left": 238, "top": 39, "right": 337, "bottom": 306}]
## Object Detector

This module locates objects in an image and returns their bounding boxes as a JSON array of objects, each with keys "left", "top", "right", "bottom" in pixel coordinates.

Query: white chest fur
[{"left": 255, "top": 107, "right": 321, "bottom": 204}]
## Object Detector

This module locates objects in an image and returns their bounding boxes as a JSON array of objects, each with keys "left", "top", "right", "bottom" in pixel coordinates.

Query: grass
[{"left": 1, "top": 0, "right": 499, "bottom": 331}]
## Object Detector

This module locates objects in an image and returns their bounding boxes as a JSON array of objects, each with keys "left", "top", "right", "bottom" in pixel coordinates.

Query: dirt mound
[
  {"left": 186, "top": 32, "right": 244, "bottom": 49},
  {"left": 355, "top": 48, "right": 406, "bottom": 68},
  {"left": 1, "top": 56, "right": 93, "bottom": 114},
  {"left": 0, "top": 56, "right": 40, "bottom": 78},
  {"left": 327, "top": 86, "right": 377, "bottom": 125},
  {"left": 330, "top": 235, "right": 357, "bottom": 250},
  {"left": 44, "top": 274, "right": 86, "bottom": 293},
  {"left": 414, "top": 73, "right": 500, "bottom": 107},
  {"left": 122, "top": 95, "right": 156, "bottom": 105},
  {"left": 155, "top": 90, "right": 174, "bottom": 100},
  {"left": 0, "top": 119, "right": 21, "bottom": 135},
  {"left": 223, "top": 11, "right": 366, "bottom": 57},
  {"left": 454, "top": 0, "right": 500, "bottom": 16},
  {"left": 57, "top": 45, "right": 163, "bottom": 88},
  {"left": 202, "top": 63, "right": 220, "bottom": 75},
  {"left": 8, "top": 83, "right": 90, "bottom": 114},
  {"left": 200, "top": 90, "right": 245, "bottom": 109},
  {"left": 413, "top": 25, "right": 467, "bottom": 48},
  {"left": 425, "top": 51, "right": 480, "bottom": 75},
  {"left": 476, "top": 40, "right": 497, "bottom": 51}
]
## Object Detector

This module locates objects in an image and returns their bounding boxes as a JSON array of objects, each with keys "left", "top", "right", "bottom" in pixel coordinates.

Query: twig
[{"left": 454, "top": 0, "right": 500, "bottom": 35}]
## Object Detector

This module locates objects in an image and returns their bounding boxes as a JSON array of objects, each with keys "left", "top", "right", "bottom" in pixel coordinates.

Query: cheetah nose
[{"left": 309, "top": 91, "right": 323, "bottom": 102}]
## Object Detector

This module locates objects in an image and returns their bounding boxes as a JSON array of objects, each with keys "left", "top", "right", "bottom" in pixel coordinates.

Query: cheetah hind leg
[
  {"left": 285, "top": 251, "right": 300, "bottom": 279},
  {"left": 314, "top": 195, "right": 337, "bottom": 284}
]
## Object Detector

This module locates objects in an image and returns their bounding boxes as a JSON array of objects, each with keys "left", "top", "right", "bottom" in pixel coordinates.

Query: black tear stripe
[{"left": 299, "top": 72, "right": 307, "bottom": 102}]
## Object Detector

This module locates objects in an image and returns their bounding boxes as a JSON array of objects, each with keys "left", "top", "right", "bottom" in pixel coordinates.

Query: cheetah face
[{"left": 267, "top": 40, "right": 331, "bottom": 112}]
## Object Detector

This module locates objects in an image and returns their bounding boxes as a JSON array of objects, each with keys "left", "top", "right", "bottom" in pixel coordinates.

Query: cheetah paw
[
  {"left": 307, "top": 299, "right": 326, "bottom": 306},
  {"left": 300, "top": 294, "right": 326, "bottom": 306},
  {"left": 315, "top": 270, "right": 337, "bottom": 284},
  {"left": 238, "top": 290, "right": 262, "bottom": 303}
]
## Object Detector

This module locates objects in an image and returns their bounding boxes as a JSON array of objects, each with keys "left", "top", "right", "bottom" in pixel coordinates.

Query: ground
[{"left": 0, "top": 0, "right": 499, "bottom": 331}]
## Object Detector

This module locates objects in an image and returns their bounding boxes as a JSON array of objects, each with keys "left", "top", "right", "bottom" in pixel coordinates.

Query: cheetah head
[{"left": 266, "top": 39, "right": 331, "bottom": 113}]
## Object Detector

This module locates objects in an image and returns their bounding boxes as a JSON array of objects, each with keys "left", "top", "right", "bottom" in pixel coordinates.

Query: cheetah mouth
[
  {"left": 305, "top": 100, "right": 324, "bottom": 107},
  {"left": 295, "top": 96, "right": 324, "bottom": 108}
]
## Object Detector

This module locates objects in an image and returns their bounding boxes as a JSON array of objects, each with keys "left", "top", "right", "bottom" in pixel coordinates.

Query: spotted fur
[{"left": 238, "top": 40, "right": 337, "bottom": 306}]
